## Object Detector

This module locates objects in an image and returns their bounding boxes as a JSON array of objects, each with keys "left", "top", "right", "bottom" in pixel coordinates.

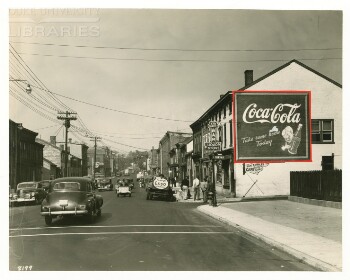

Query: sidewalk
[{"left": 197, "top": 199, "right": 342, "bottom": 272}]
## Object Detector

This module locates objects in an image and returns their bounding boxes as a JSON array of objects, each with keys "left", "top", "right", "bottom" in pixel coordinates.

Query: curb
[{"left": 197, "top": 205, "right": 341, "bottom": 272}]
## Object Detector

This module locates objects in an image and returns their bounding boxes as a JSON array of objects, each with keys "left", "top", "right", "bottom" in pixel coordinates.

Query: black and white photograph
[{"left": 2, "top": 0, "right": 349, "bottom": 278}]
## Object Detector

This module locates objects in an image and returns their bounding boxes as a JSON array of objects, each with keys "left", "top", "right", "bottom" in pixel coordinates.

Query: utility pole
[
  {"left": 57, "top": 111, "right": 77, "bottom": 177},
  {"left": 89, "top": 136, "right": 101, "bottom": 180}
]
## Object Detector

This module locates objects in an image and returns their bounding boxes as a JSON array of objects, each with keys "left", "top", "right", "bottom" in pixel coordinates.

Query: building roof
[
  {"left": 239, "top": 59, "right": 342, "bottom": 90},
  {"left": 190, "top": 59, "right": 342, "bottom": 128},
  {"left": 36, "top": 138, "right": 63, "bottom": 151},
  {"left": 43, "top": 157, "right": 57, "bottom": 167}
]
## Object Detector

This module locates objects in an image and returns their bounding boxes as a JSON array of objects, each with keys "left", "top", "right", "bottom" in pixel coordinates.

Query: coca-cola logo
[{"left": 242, "top": 103, "right": 301, "bottom": 124}]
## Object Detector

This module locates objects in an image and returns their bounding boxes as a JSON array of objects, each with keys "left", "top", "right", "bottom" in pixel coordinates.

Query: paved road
[{"left": 9, "top": 184, "right": 316, "bottom": 271}]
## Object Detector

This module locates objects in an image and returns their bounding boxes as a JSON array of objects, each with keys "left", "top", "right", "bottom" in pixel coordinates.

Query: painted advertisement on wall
[{"left": 233, "top": 91, "right": 311, "bottom": 163}]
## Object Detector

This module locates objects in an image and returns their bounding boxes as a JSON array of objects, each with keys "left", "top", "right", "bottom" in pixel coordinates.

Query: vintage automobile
[
  {"left": 116, "top": 184, "right": 132, "bottom": 197},
  {"left": 10, "top": 181, "right": 47, "bottom": 206},
  {"left": 40, "top": 177, "right": 103, "bottom": 226},
  {"left": 146, "top": 176, "right": 175, "bottom": 201}
]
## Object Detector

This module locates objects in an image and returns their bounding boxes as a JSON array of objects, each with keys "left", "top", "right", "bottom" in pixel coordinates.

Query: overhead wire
[
  {"left": 9, "top": 41, "right": 342, "bottom": 53},
  {"left": 28, "top": 84, "right": 194, "bottom": 123},
  {"left": 17, "top": 52, "right": 342, "bottom": 63}
]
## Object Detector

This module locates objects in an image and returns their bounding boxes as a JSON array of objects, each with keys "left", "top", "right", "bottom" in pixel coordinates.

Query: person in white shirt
[{"left": 193, "top": 176, "right": 201, "bottom": 201}]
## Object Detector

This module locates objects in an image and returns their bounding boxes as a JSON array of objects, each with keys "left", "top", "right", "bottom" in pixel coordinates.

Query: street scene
[{"left": 7, "top": 7, "right": 343, "bottom": 273}]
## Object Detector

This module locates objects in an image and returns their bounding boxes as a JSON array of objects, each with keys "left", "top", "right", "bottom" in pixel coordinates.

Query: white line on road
[
  {"left": 9, "top": 225, "right": 223, "bottom": 231},
  {"left": 10, "top": 231, "right": 233, "bottom": 238}
]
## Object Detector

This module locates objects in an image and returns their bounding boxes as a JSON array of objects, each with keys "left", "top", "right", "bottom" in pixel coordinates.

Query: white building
[{"left": 234, "top": 60, "right": 342, "bottom": 197}]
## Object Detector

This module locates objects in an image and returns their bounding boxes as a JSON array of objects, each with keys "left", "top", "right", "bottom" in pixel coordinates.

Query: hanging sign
[{"left": 233, "top": 91, "right": 311, "bottom": 162}]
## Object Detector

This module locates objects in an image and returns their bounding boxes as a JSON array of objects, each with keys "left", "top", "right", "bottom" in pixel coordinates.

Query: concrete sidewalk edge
[{"left": 197, "top": 205, "right": 341, "bottom": 272}]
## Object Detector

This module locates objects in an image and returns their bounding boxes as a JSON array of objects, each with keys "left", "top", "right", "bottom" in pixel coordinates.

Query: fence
[{"left": 290, "top": 170, "right": 342, "bottom": 202}]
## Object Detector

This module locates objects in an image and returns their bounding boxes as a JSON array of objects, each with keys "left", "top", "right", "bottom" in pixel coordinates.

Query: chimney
[
  {"left": 244, "top": 70, "right": 253, "bottom": 86},
  {"left": 50, "top": 136, "right": 56, "bottom": 146}
]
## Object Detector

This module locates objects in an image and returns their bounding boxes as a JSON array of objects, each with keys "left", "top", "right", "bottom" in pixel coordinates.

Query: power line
[
  {"left": 10, "top": 44, "right": 73, "bottom": 112},
  {"left": 28, "top": 84, "right": 194, "bottom": 123},
  {"left": 10, "top": 41, "right": 342, "bottom": 52},
  {"left": 102, "top": 137, "right": 149, "bottom": 151},
  {"left": 17, "top": 52, "right": 342, "bottom": 63}
]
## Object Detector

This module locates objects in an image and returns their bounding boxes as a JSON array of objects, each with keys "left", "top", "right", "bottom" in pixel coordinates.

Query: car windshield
[
  {"left": 53, "top": 182, "right": 80, "bottom": 191},
  {"left": 17, "top": 183, "right": 36, "bottom": 189}
]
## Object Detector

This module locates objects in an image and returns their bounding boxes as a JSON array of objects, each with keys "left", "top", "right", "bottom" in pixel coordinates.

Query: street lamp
[{"left": 9, "top": 79, "right": 32, "bottom": 94}]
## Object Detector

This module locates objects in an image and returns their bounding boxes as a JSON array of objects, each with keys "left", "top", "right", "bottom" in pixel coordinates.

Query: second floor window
[{"left": 312, "top": 119, "right": 334, "bottom": 143}]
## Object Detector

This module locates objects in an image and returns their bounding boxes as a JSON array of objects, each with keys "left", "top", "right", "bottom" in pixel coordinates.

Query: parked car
[
  {"left": 146, "top": 176, "right": 175, "bottom": 201},
  {"left": 40, "top": 177, "right": 103, "bottom": 226},
  {"left": 10, "top": 181, "right": 47, "bottom": 206}
]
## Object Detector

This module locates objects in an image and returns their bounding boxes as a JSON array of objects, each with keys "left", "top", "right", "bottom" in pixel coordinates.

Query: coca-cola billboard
[{"left": 233, "top": 91, "right": 311, "bottom": 162}]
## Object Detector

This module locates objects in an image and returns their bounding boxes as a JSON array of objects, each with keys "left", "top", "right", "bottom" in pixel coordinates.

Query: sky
[{"left": 7, "top": 9, "right": 342, "bottom": 154}]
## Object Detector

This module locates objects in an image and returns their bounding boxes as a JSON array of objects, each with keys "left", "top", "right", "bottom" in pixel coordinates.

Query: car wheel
[
  {"left": 117, "top": 193, "right": 119, "bottom": 197},
  {"left": 45, "top": 216, "right": 52, "bottom": 226},
  {"left": 146, "top": 193, "right": 149, "bottom": 200},
  {"left": 129, "top": 193, "right": 131, "bottom": 197},
  {"left": 149, "top": 194, "right": 153, "bottom": 200}
]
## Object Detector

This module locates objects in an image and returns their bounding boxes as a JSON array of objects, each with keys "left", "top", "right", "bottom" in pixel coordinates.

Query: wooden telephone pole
[
  {"left": 57, "top": 111, "right": 77, "bottom": 177},
  {"left": 89, "top": 136, "right": 101, "bottom": 180}
]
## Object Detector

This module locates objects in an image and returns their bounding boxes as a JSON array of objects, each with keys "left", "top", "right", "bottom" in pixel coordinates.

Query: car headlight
[
  {"left": 78, "top": 205, "right": 86, "bottom": 210},
  {"left": 31, "top": 192, "right": 36, "bottom": 197},
  {"left": 42, "top": 206, "right": 49, "bottom": 211}
]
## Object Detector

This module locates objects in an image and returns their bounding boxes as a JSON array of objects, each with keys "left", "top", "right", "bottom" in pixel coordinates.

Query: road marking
[
  {"left": 10, "top": 231, "right": 233, "bottom": 238},
  {"left": 9, "top": 225, "right": 223, "bottom": 231}
]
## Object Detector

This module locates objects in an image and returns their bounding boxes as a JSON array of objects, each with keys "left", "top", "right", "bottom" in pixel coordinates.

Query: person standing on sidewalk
[
  {"left": 181, "top": 176, "right": 190, "bottom": 200},
  {"left": 200, "top": 176, "right": 209, "bottom": 203},
  {"left": 193, "top": 175, "right": 201, "bottom": 201}
]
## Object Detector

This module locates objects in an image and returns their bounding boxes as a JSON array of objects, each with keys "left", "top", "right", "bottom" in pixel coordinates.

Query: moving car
[
  {"left": 146, "top": 176, "right": 175, "bottom": 201},
  {"left": 10, "top": 181, "right": 47, "bottom": 206},
  {"left": 116, "top": 185, "right": 131, "bottom": 197},
  {"left": 40, "top": 177, "right": 103, "bottom": 226}
]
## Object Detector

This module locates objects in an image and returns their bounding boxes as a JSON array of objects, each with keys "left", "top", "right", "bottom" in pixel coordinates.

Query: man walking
[
  {"left": 193, "top": 175, "right": 201, "bottom": 201},
  {"left": 200, "top": 176, "right": 209, "bottom": 203},
  {"left": 181, "top": 176, "right": 190, "bottom": 200}
]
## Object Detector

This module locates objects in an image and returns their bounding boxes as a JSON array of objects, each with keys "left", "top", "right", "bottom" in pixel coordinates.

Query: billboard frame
[{"left": 233, "top": 90, "right": 312, "bottom": 163}]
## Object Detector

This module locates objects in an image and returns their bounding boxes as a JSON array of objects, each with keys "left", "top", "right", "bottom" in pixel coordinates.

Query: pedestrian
[
  {"left": 181, "top": 176, "right": 189, "bottom": 200},
  {"left": 193, "top": 175, "right": 201, "bottom": 201},
  {"left": 200, "top": 176, "right": 209, "bottom": 203}
]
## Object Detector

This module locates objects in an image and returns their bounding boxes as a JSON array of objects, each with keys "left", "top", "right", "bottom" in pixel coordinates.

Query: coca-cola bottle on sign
[{"left": 288, "top": 124, "right": 303, "bottom": 154}]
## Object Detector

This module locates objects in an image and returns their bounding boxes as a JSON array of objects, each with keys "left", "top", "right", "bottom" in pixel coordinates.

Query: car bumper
[{"left": 41, "top": 209, "right": 88, "bottom": 216}]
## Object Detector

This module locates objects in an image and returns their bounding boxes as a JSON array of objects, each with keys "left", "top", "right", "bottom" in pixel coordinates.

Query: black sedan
[{"left": 40, "top": 177, "right": 103, "bottom": 226}]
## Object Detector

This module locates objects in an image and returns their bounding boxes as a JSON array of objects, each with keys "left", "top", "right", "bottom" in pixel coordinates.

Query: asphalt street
[{"left": 9, "top": 182, "right": 316, "bottom": 271}]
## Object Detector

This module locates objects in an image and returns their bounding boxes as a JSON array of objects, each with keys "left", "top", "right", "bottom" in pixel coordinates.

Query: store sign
[
  {"left": 205, "top": 141, "right": 221, "bottom": 151},
  {"left": 233, "top": 91, "right": 311, "bottom": 162},
  {"left": 153, "top": 177, "right": 168, "bottom": 189},
  {"left": 245, "top": 163, "right": 269, "bottom": 174}
]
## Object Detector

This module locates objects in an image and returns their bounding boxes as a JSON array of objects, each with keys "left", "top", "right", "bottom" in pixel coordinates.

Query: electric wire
[
  {"left": 17, "top": 52, "right": 342, "bottom": 63},
  {"left": 9, "top": 41, "right": 342, "bottom": 53},
  {"left": 28, "top": 84, "right": 194, "bottom": 123}
]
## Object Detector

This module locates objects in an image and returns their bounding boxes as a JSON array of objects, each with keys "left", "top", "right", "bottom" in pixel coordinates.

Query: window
[
  {"left": 322, "top": 155, "right": 334, "bottom": 171},
  {"left": 223, "top": 123, "right": 227, "bottom": 148},
  {"left": 223, "top": 107, "right": 226, "bottom": 118},
  {"left": 312, "top": 119, "right": 334, "bottom": 143},
  {"left": 229, "top": 103, "right": 232, "bottom": 115}
]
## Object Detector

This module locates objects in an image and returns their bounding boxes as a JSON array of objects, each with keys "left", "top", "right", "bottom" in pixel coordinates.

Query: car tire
[
  {"left": 149, "top": 194, "right": 153, "bottom": 200},
  {"left": 45, "top": 216, "right": 52, "bottom": 226},
  {"left": 129, "top": 193, "right": 131, "bottom": 197},
  {"left": 117, "top": 193, "right": 119, "bottom": 197}
]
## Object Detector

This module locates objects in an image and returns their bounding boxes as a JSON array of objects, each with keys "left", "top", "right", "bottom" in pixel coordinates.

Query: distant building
[
  {"left": 87, "top": 146, "right": 111, "bottom": 177},
  {"left": 10, "top": 119, "right": 44, "bottom": 189},
  {"left": 158, "top": 131, "right": 192, "bottom": 178}
]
